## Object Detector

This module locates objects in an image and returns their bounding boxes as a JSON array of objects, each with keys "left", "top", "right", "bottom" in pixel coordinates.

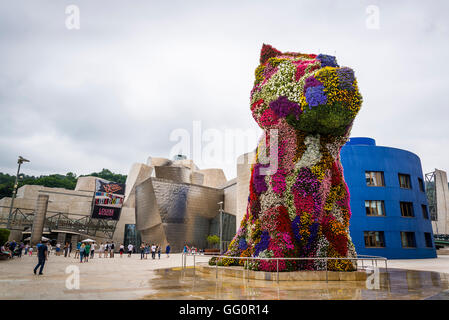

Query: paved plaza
[{"left": 1, "top": 253, "right": 449, "bottom": 299}]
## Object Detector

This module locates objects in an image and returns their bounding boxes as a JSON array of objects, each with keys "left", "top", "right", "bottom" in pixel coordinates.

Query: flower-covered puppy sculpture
[{"left": 213, "top": 44, "right": 363, "bottom": 272}]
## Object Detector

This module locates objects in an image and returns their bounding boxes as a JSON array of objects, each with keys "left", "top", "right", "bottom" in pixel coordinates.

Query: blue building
[{"left": 341, "top": 137, "right": 436, "bottom": 259}]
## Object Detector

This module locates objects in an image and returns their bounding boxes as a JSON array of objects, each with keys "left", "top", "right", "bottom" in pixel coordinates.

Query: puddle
[{"left": 143, "top": 267, "right": 449, "bottom": 300}]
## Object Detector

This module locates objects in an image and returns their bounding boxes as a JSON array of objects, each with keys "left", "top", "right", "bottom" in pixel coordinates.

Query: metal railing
[
  {"left": 181, "top": 253, "right": 387, "bottom": 283},
  {"left": 0, "top": 206, "right": 117, "bottom": 238}
]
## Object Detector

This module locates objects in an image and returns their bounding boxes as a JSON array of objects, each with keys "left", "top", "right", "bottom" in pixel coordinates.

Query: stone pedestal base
[{"left": 197, "top": 262, "right": 367, "bottom": 281}]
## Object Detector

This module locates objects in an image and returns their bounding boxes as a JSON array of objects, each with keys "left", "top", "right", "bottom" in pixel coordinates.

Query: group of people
[
  {"left": 139, "top": 243, "right": 171, "bottom": 260},
  {"left": 183, "top": 244, "right": 203, "bottom": 254},
  {"left": 0, "top": 240, "right": 40, "bottom": 258}
]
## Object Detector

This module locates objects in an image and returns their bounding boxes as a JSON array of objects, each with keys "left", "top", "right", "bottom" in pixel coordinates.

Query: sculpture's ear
[{"left": 260, "top": 43, "right": 282, "bottom": 64}]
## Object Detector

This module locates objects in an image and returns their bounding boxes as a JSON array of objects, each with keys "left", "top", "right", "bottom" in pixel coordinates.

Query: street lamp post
[
  {"left": 7, "top": 156, "right": 30, "bottom": 229},
  {"left": 217, "top": 201, "right": 223, "bottom": 254}
]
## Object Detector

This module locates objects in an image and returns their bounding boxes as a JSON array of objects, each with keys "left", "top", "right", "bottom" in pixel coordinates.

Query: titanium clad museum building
[{"left": 340, "top": 137, "right": 436, "bottom": 259}]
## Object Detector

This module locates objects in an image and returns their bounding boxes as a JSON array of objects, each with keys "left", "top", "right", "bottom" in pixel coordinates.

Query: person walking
[
  {"left": 151, "top": 244, "right": 156, "bottom": 259},
  {"left": 157, "top": 245, "right": 161, "bottom": 259},
  {"left": 119, "top": 244, "right": 124, "bottom": 257},
  {"left": 127, "top": 243, "right": 133, "bottom": 257},
  {"left": 9, "top": 240, "right": 16, "bottom": 259},
  {"left": 75, "top": 241, "right": 81, "bottom": 259},
  {"left": 110, "top": 242, "right": 115, "bottom": 258},
  {"left": 64, "top": 242, "right": 69, "bottom": 257},
  {"left": 98, "top": 243, "right": 104, "bottom": 258},
  {"left": 33, "top": 240, "right": 48, "bottom": 275},
  {"left": 47, "top": 243, "right": 52, "bottom": 256},
  {"left": 79, "top": 243, "right": 85, "bottom": 263},
  {"left": 18, "top": 242, "right": 24, "bottom": 258},
  {"left": 84, "top": 243, "right": 91, "bottom": 262},
  {"left": 140, "top": 244, "right": 145, "bottom": 260},
  {"left": 144, "top": 243, "right": 149, "bottom": 259},
  {"left": 24, "top": 243, "right": 29, "bottom": 256},
  {"left": 166, "top": 244, "right": 171, "bottom": 258},
  {"left": 68, "top": 242, "right": 72, "bottom": 257},
  {"left": 90, "top": 242, "right": 96, "bottom": 259},
  {"left": 104, "top": 242, "right": 109, "bottom": 258},
  {"left": 56, "top": 243, "right": 61, "bottom": 256}
]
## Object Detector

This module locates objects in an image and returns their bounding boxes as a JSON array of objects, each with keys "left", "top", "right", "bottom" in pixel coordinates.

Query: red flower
[{"left": 260, "top": 44, "right": 282, "bottom": 64}]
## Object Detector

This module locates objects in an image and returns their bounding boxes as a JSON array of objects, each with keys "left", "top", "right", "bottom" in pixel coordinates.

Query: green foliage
[
  {"left": 286, "top": 102, "right": 355, "bottom": 136},
  {"left": 206, "top": 234, "right": 220, "bottom": 248},
  {"left": 0, "top": 229, "right": 10, "bottom": 245},
  {"left": 80, "top": 169, "right": 127, "bottom": 184},
  {"left": 0, "top": 169, "right": 127, "bottom": 199}
]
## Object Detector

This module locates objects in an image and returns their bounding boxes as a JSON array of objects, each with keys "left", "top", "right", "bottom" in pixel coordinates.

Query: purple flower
[
  {"left": 253, "top": 163, "right": 269, "bottom": 194},
  {"left": 254, "top": 231, "right": 270, "bottom": 256},
  {"left": 337, "top": 67, "right": 355, "bottom": 91},
  {"left": 305, "top": 85, "right": 327, "bottom": 107},
  {"left": 303, "top": 76, "right": 323, "bottom": 94},
  {"left": 238, "top": 238, "right": 248, "bottom": 250},
  {"left": 269, "top": 96, "right": 302, "bottom": 119},
  {"left": 291, "top": 216, "right": 302, "bottom": 244},
  {"left": 317, "top": 54, "right": 339, "bottom": 68},
  {"left": 304, "top": 222, "right": 319, "bottom": 253},
  {"left": 293, "top": 167, "right": 320, "bottom": 197}
]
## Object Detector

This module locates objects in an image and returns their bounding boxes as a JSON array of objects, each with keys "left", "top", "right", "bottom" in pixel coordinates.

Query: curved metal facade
[{"left": 341, "top": 137, "right": 436, "bottom": 259}]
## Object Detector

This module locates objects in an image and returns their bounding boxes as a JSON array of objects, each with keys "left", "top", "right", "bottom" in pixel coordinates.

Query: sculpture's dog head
[{"left": 251, "top": 44, "right": 362, "bottom": 137}]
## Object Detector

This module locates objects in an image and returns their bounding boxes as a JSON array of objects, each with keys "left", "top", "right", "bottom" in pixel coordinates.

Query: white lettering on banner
[{"left": 98, "top": 207, "right": 114, "bottom": 217}]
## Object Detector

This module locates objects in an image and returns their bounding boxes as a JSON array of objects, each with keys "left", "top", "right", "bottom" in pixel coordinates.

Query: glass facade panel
[
  {"left": 400, "top": 202, "right": 414, "bottom": 217},
  {"left": 399, "top": 174, "right": 411, "bottom": 189},
  {"left": 364, "top": 231, "right": 385, "bottom": 248},
  {"left": 401, "top": 232, "right": 416, "bottom": 248},
  {"left": 365, "top": 171, "right": 385, "bottom": 187},
  {"left": 424, "top": 233, "right": 433, "bottom": 248},
  {"left": 421, "top": 205, "right": 429, "bottom": 219},
  {"left": 365, "top": 200, "right": 386, "bottom": 216},
  {"left": 418, "top": 178, "right": 424, "bottom": 192}
]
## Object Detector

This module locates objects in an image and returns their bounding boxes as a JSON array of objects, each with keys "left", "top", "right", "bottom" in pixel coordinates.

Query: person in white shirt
[
  {"left": 99, "top": 243, "right": 104, "bottom": 258},
  {"left": 127, "top": 244, "right": 133, "bottom": 257},
  {"left": 119, "top": 244, "right": 125, "bottom": 257},
  {"left": 90, "top": 242, "right": 96, "bottom": 259},
  {"left": 151, "top": 244, "right": 156, "bottom": 259}
]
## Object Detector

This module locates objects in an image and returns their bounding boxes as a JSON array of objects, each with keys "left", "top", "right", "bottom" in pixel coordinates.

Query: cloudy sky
[{"left": 0, "top": 0, "right": 448, "bottom": 180}]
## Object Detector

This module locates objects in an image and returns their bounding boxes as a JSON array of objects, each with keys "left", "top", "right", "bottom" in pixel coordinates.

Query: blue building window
[
  {"left": 421, "top": 205, "right": 429, "bottom": 219},
  {"left": 424, "top": 233, "right": 433, "bottom": 248},
  {"left": 398, "top": 173, "right": 412, "bottom": 189},
  {"left": 365, "top": 200, "right": 386, "bottom": 216},
  {"left": 400, "top": 202, "right": 414, "bottom": 217},
  {"left": 365, "top": 171, "right": 385, "bottom": 187},
  {"left": 364, "top": 231, "right": 385, "bottom": 248},
  {"left": 401, "top": 232, "right": 416, "bottom": 248},
  {"left": 418, "top": 178, "right": 424, "bottom": 192}
]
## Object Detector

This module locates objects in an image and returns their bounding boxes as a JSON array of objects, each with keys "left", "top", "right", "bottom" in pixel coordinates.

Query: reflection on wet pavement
[{"left": 144, "top": 267, "right": 449, "bottom": 300}]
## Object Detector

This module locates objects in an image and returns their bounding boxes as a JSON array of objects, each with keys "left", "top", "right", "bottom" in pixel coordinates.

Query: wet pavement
[
  {"left": 144, "top": 267, "right": 449, "bottom": 300},
  {"left": 1, "top": 253, "right": 449, "bottom": 299}
]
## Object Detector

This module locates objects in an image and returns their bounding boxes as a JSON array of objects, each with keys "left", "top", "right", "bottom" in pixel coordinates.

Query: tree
[
  {"left": 0, "top": 169, "right": 127, "bottom": 199},
  {"left": 206, "top": 235, "right": 220, "bottom": 249},
  {"left": 0, "top": 229, "right": 10, "bottom": 246}
]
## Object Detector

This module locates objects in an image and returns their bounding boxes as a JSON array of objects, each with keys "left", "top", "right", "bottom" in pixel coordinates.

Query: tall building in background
[{"left": 425, "top": 169, "right": 449, "bottom": 236}]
